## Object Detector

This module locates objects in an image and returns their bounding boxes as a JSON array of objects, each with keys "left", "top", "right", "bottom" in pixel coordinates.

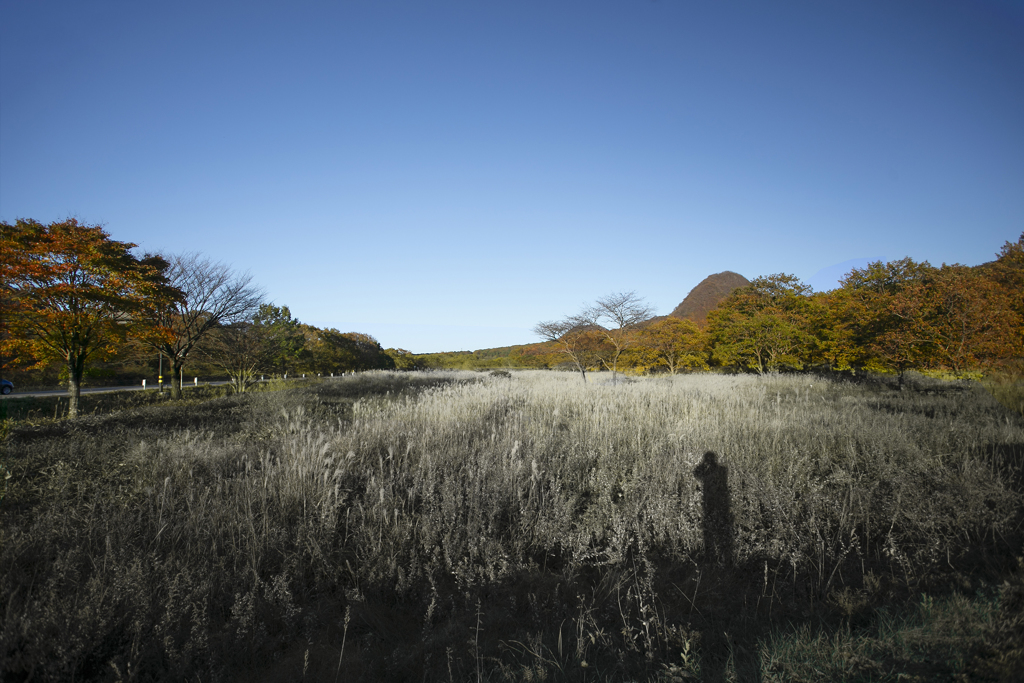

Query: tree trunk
[
  {"left": 66, "top": 355, "right": 85, "bottom": 418},
  {"left": 576, "top": 361, "right": 587, "bottom": 382},
  {"left": 168, "top": 355, "right": 182, "bottom": 399}
]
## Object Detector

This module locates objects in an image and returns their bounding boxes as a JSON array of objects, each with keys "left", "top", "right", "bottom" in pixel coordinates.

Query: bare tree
[
  {"left": 583, "top": 291, "right": 654, "bottom": 379},
  {"left": 138, "top": 253, "right": 264, "bottom": 399},
  {"left": 533, "top": 315, "right": 609, "bottom": 382}
]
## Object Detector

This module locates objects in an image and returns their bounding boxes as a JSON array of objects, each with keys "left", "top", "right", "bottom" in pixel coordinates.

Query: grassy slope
[{"left": 1, "top": 371, "right": 1022, "bottom": 682}]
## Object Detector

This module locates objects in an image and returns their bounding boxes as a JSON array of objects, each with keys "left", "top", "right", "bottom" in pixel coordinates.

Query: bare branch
[
  {"left": 533, "top": 314, "right": 608, "bottom": 380},
  {"left": 138, "top": 252, "right": 265, "bottom": 398},
  {"left": 580, "top": 292, "right": 654, "bottom": 376},
  {"left": 586, "top": 291, "right": 655, "bottom": 330}
]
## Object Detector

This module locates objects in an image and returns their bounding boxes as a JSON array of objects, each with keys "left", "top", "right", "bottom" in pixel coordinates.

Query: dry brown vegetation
[{"left": 1, "top": 370, "right": 1022, "bottom": 682}]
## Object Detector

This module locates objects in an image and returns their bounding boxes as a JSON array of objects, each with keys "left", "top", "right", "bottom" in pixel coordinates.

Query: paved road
[{"left": 1, "top": 381, "right": 234, "bottom": 399}]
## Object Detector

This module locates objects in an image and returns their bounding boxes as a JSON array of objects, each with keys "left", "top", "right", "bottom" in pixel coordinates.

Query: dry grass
[{"left": 1, "top": 370, "right": 1021, "bottom": 681}]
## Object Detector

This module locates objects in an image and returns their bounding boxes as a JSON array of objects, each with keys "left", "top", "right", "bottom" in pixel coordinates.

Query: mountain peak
[{"left": 669, "top": 271, "right": 750, "bottom": 324}]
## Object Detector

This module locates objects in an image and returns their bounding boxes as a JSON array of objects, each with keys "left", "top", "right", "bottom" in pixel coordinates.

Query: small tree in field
[
  {"left": 1, "top": 218, "right": 177, "bottom": 417},
  {"left": 536, "top": 292, "right": 652, "bottom": 381},
  {"left": 203, "top": 320, "right": 277, "bottom": 392},
  {"left": 533, "top": 317, "right": 608, "bottom": 381},
  {"left": 584, "top": 291, "right": 654, "bottom": 378}
]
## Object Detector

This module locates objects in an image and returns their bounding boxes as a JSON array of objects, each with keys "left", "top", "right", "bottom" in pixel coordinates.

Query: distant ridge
[{"left": 669, "top": 271, "right": 750, "bottom": 324}]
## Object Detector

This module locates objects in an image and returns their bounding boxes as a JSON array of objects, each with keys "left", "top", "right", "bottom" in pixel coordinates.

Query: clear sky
[{"left": 2, "top": 1, "right": 1022, "bottom": 353}]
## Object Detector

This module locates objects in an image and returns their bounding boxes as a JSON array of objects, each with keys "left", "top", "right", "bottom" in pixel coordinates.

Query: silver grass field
[{"left": 1, "top": 370, "right": 1022, "bottom": 682}]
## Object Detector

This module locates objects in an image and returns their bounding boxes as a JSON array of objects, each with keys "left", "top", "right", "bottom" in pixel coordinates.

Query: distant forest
[{"left": 412, "top": 234, "right": 1023, "bottom": 382}]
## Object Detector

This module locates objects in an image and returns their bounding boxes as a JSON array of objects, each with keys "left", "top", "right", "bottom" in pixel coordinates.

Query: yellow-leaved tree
[
  {"left": 706, "top": 274, "right": 813, "bottom": 374},
  {"left": 629, "top": 317, "right": 710, "bottom": 374}
]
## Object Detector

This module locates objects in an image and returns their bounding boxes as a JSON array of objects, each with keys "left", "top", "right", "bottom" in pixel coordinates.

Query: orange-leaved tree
[
  {"left": 533, "top": 316, "right": 610, "bottom": 381},
  {"left": 837, "top": 258, "right": 933, "bottom": 385},
  {"left": 1, "top": 218, "right": 178, "bottom": 417},
  {"left": 983, "top": 233, "right": 1024, "bottom": 362},
  {"left": 916, "top": 264, "right": 1021, "bottom": 375}
]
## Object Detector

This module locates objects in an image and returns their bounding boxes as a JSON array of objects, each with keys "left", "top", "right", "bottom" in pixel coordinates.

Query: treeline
[
  {"left": 5, "top": 219, "right": 1020, "bottom": 414},
  {"left": 1, "top": 219, "right": 394, "bottom": 416},
  {"left": 427, "top": 235, "right": 1023, "bottom": 380}
]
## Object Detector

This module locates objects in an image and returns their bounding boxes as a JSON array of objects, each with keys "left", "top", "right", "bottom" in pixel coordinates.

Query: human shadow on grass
[{"left": 693, "top": 450, "right": 761, "bottom": 683}]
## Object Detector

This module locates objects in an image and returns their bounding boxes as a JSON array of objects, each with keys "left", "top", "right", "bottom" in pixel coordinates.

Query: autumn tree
[
  {"left": 1, "top": 218, "right": 178, "bottom": 417},
  {"left": 514, "top": 342, "right": 565, "bottom": 369},
  {"left": 136, "top": 252, "right": 264, "bottom": 399},
  {"left": 830, "top": 256, "right": 1020, "bottom": 379},
  {"left": 804, "top": 288, "right": 866, "bottom": 373},
  {"left": 533, "top": 316, "right": 609, "bottom": 381},
  {"left": 706, "top": 274, "right": 813, "bottom": 374},
  {"left": 297, "top": 326, "right": 350, "bottom": 374},
  {"left": 986, "top": 233, "right": 1024, "bottom": 306},
  {"left": 583, "top": 291, "right": 654, "bottom": 378},
  {"left": 631, "top": 317, "right": 710, "bottom": 374},
  {"left": 914, "top": 264, "right": 1020, "bottom": 374},
  {"left": 983, "top": 233, "right": 1024, "bottom": 362},
  {"left": 837, "top": 258, "right": 934, "bottom": 385}
]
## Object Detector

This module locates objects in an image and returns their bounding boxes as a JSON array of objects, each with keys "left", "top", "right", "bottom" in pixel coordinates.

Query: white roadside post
[{"left": 142, "top": 379, "right": 146, "bottom": 389}]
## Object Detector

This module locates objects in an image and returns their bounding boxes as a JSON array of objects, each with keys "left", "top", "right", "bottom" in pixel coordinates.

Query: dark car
[{"left": 1, "top": 379, "right": 12, "bottom": 395}]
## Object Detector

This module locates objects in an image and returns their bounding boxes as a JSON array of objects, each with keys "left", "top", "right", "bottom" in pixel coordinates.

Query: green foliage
[
  {"left": 296, "top": 327, "right": 395, "bottom": 374},
  {"left": 252, "top": 304, "right": 305, "bottom": 375},
  {"left": 384, "top": 347, "right": 419, "bottom": 370},
  {"left": 406, "top": 348, "right": 543, "bottom": 371}
]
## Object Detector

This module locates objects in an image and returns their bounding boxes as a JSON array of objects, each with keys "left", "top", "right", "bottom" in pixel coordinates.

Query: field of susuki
[{"left": 2, "top": 370, "right": 1022, "bottom": 682}]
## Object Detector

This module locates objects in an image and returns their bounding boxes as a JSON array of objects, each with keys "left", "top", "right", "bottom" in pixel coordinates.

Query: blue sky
[{"left": 2, "top": 1, "right": 1022, "bottom": 353}]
